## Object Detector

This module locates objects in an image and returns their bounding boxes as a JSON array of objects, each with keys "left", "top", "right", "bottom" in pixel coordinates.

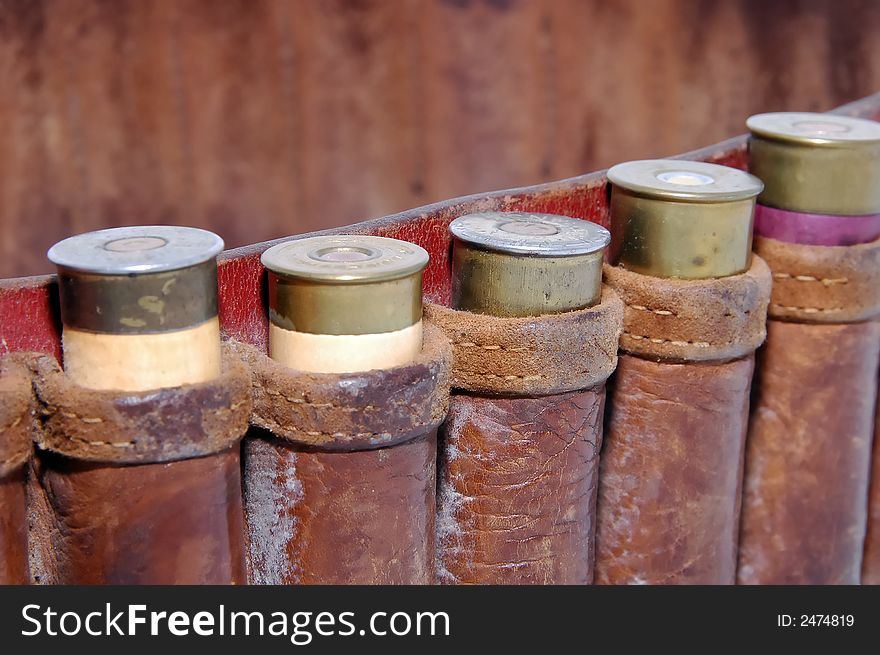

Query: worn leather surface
[
  {"left": 596, "top": 257, "right": 765, "bottom": 585},
  {"left": 229, "top": 323, "right": 450, "bottom": 450},
  {"left": 864, "top": 401, "right": 880, "bottom": 585},
  {"left": 0, "top": 355, "right": 33, "bottom": 476},
  {"left": 429, "top": 274, "right": 620, "bottom": 583},
  {"left": 604, "top": 257, "right": 771, "bottom": 362},
  {"left": 433, "top": 277, "right": 619, "bottom": 584},
  {"left": 426, "top": 286, "right": 623, "bottom": 396},
  {"left": 22, "top": 352, "right": 250, "bottom": 584},
  {"left": 29, "top": 447, "right": 246, "bottom": 584},
  {"left": 741, "top": 233, "right": 880, "bottom": 585},
  {"left": 0, "top": 468, "right": 28, "bottom": 584},
  {"left": 0, "top": 355, "right": 33, "bottom": 584},
  {"left": 245, "top": 430, "right": 436, "bottom": 585},
  {"left": 242, "top": 330, "right": 448, "bottom": 584},
  {"left": 595, "top": 354, "right": 753, "bottom": 584},
  {"left": 739, "top": 320, "right": 880, "bottom": 584},
  {"left": 437, "top": 389, "right": 604, "bottom": 584},
  {"left": 755, "top": 236, "right": 880, "bottom": 323},
  {"left": 30, "top": 351, "right": 251, "bottom": 464}
]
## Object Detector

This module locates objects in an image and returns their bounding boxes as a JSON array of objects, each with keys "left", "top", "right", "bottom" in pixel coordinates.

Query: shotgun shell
[
  {"left": 449, "top": 211, "right": 610, "bottom": 317},
  {"left": 747, "top": 112, "right": 880, "bottom": 216},
  {"left": 47, "top": 226, "right": 224, "bottom": 390},
  {"left": 261, "top": 235, "right": 429, "bottom": 373},
  {"left": 48, "top": 226, "right": 223, "bottom": 335},
  {"left": 607, "top": 160, "right": 763, "bottom": 279}
]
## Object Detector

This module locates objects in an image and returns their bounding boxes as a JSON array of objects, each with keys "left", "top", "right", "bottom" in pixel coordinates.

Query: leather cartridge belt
[{"left": 0, "top": 355, "right": 34, "bottom": 477}]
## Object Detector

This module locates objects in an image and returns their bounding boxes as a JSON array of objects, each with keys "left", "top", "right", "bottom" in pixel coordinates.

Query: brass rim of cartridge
[
  {"left": 607, "top": 160, "right": 763, "bottom": 279},
  {"left": 747, "top": 112, "right": 880, "bottom": 215},
  {"left": 261, "top": 235, "right": 428, "bottom": 335},
  {"left": 47, "top": 227, "right": 223, "bottom": 335},
  {"left": 449, "top": 211, "right": 610, "bottom": 317}
]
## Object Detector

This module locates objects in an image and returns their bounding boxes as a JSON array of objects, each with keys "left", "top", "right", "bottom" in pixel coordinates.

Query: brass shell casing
[
  {"left": 449, "top": 212, "right": 610, "bottom": 317},
  {"left": 261, "top": 235, "right": 428, "bottom": 335},
  {"left": 747, "top": 112, "right": 880, "bottom": 215},
  {"left": 607, "top": 160, "right": 763, "bottom": 279},
  {"left": 47, "top": 226, "right": 224, "bottom": 335}
]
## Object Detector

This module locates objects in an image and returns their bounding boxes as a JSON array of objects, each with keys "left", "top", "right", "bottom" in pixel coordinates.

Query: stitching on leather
[
  {"left": 0, "top": 416, "right": 23, "bottom": 433},
  {"left": 622, "top": 332, "right": 712, "bottom": 348},
  {"left": 257, "top": 414, "right": 427, "bottom": 442},
  {"left": 457, "top": 369, "right": 599, "bottom": 381},
  {"left": 770, "top": 304, "right": 843, "bottom": 314},
  {"left": 262, "top": 388, "right": 335, "bottom": 408},
  {"left": 60, "top": 411, "right": 103, "bottom": 424},
  {"left": 264, "top": 396, "right": 423, "bottom": 420},
  {"left": 262, "top": 386, "right": 379, "bottom": 411},
  {"left": 480, "top": 373, "right": 544, "bottom": 381},
  {"left": 50, "top": 398, "right": 247, "bottom": 425},
  {"left": 43, "top": 402, "right": 248, "bottom": 451},
  {"left": 626, "top": 304, "right": 676, "bottom": 317},
  {"left": 773, "top": 272, "right": 848, "bottom": 285},
  {"left": 61, "top": 434, "right": 134, "bottom": 449},
  {"left": 454, "top": 341, "right": 530, "bottom": 353},
  {"left": 211, "top": 400, "right": 249, "bottom": 414}
]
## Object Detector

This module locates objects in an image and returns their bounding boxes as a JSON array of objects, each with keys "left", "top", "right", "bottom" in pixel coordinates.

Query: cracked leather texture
[
  {"left": 436, "top": 389, "right": 604, "bottom": 584},
  {"left": 595, "top": 354, "right": 753, "bottom": 584},
  {"left": 245, "top": 430, "right": 436, "bottom": 584},
  {"left": 28, "top": 447, "right": 247, "bottom": 584},
  {"left": 738, "top": 320, "right": 880, "bottom": 584}
]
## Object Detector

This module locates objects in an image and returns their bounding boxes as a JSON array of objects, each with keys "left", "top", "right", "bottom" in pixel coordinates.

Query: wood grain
[{"left": 1, "top": 0, "right": 879, "bottom": 277}]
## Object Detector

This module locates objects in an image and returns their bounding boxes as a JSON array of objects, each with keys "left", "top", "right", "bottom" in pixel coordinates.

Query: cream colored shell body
[
  {"left": 62, "top": 318, "right": 222, "bottom": 391},
  {"left": 269, "top": 321, "right": 423, "bottom": 374}
]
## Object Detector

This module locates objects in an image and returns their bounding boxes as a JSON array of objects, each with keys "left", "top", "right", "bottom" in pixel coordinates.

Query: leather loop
[
  {"left": 229, "top": 322, "right": 451, "bottom": 451},
  {"left": 31, "top": 352, "right": 251, "bottom": 464},
  {"left": 425, "top": 286, "right": 623, "bottom": 396},
  {"left": 603, "top": 256, "right": 771, "bottom": 363},
  {"left": 737, "top": 319, "right": 880, "bottom": 584},
  {"left": 755, "top": 235, "right": 880, "bottom": 323},
  {"left": 595, "top": 353, "right": 755, "bottom": 584},
  {"left": 0, "top": 355, "right": 34, "bottom": 476}
]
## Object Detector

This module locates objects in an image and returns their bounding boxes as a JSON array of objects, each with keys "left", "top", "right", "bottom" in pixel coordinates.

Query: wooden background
[{"left": 1, "top": 0, "right": 879, "bottom": 278}]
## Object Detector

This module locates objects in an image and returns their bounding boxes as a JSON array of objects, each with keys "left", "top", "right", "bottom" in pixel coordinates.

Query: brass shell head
[
  {"left": 47, "top": 226, "right": 223, "bottom": 335},
  {"left": 261, "top": 235, "right": 428, "bottom": 335},
  {"left": 607, "top": 159, "right": 763, "bottom": 279},
  {"left": 747, "top": 112, "right": 880, "bottom": 215},
  {"left": 449, "top": 211, "right": 610, "bottom": 317}
]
